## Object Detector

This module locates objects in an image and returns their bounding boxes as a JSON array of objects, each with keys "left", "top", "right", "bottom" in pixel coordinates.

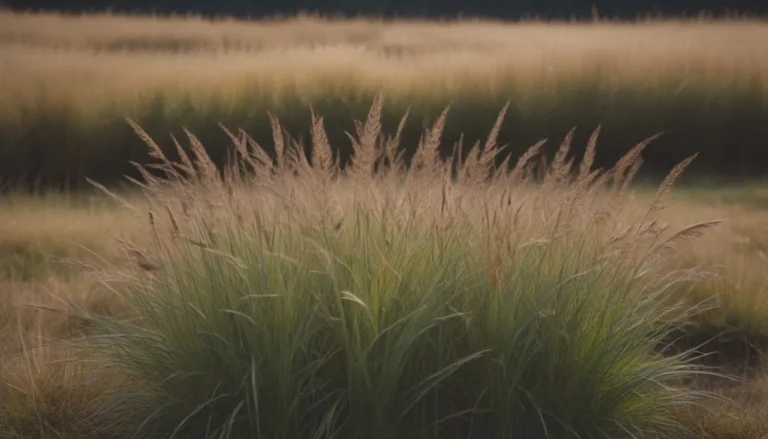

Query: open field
[
  {"left": 0, "top": 11, "right": 767, "bottom": 187},
  {"left": 2, "top": 10, "right": 768, "bottom": 439}
]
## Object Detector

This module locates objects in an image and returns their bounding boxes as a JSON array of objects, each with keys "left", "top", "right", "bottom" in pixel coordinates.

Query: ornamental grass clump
[{"left": 78, "top": 96, "right": 713, "bottom": 439}]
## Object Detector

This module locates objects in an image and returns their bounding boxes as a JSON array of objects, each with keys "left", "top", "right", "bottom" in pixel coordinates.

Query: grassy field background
[
  {"left": 2, "top": 9, "right": 768, "bottom": 439},
  {"left": 1, "top": 10, "right": 767, "bottom": 187}
]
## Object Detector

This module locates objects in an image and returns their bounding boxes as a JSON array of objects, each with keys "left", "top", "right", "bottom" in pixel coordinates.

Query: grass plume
[{"left": 64, "top": 101, "right": 719, "bottom": 439}]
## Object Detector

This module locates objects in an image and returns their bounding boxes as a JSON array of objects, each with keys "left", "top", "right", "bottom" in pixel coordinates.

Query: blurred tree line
[{"left": 2, "top": 0, "right": 766, "bottom": 19}]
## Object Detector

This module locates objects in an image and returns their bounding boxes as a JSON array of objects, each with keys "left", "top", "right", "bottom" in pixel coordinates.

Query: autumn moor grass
[{"left": 3, "top": 94, "right": 765, "bottom": 438}]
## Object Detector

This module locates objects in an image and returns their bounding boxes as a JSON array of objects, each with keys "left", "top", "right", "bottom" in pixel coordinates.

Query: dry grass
[
  {"left": 1, "top": 11, "right": 767, "bottom": 187},
  {"left": 0, "top": 195, "right": 140, "bottom": 438},
  {"left": 3, "top": 12, "right": 766, "bottom": 106},
  {"left": 0, "top": 342, "right": 122, "bottom": 439},
  {"left": 676, "top": 371, "right": 768, "bottom": 439},
  {"left": 0, "top": 194, "right": 142, "bottom": 357},
  {"left": 612, "top": 196, "right": 768, "bottom": 336},
  {"left": 3, "top": 10, "right": 767, "bottom": 53}
]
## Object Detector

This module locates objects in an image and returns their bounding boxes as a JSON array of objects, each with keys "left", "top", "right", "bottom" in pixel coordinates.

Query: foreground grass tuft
[{"left": 68, "top": 99, "right": 718, "bottom": 439}]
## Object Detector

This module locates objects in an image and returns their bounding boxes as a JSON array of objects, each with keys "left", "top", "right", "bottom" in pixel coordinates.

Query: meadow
[{"left": 1, "top": 9, "right": 768, "bottom": 439}]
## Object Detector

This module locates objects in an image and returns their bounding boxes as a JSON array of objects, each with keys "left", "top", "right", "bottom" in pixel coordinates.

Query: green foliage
[{"left": 77, "top": 178, "right": 704, "bottom": 438}]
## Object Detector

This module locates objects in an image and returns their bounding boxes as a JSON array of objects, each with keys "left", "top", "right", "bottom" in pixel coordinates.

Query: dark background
[{"left": 2, "top": 0, "right": 767, "bottom": 20}]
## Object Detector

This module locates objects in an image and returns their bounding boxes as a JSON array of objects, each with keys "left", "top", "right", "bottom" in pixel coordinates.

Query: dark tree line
[{"left": 2, "top": 0, "right": 766, "bottom": 20}]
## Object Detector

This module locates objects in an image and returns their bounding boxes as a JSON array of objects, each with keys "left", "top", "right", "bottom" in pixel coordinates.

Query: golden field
[
  {"left": 2, "top": 11, "right": 766, "bottom": 112},
  {"left": 0, "top": 10, "right": 768, "bottom": 439},
  {"left": 0, "top": 10, "right": 767, "bottom": 186}
]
